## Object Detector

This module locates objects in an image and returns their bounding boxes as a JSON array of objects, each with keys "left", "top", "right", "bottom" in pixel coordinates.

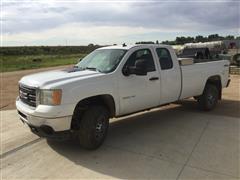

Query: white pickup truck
[{"left": 16, "top": 44, "right": 230, "bottom": 149}]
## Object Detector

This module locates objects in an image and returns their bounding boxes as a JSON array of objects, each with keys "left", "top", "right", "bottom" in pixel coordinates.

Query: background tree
[
  {"left": 195, "top": 35, "right": 207, "bottom": 42},
  {"left": 224, "top": 35, "right": 235, "bottom": 40},
  {"left": 161, "top": 34, "right": 238, "bottom": 45},
  {"left": 135, "top": 41, "right": 155, "bottom": 44}
]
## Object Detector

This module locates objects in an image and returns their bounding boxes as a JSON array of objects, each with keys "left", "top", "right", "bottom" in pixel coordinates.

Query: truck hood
[{"left": 19, "top": 67, "right": 103, "bottom": 88}]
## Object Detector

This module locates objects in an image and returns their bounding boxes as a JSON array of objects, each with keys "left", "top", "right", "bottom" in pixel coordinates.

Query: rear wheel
[
  {"left": 77, "top": 105, "right": 109, "bottom": 150},
  {"left": 233, "top": 54, "right": 240, "bottom": 66},
  {"left": 198, "top": 84, "right": 219, "bottom": 111}
]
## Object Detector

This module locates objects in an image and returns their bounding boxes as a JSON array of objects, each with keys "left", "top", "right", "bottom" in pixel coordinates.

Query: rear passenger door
[{"left": 155, "top": 48, "right": 181, "bottom": 104}]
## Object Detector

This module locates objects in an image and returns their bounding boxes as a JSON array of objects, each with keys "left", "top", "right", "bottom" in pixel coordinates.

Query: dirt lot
[
  {"left": 0, "top": 65, "right": 72, "bottom": 110},
  {"left": 0, "top": 68, "right": 240, "bottom": 179}
]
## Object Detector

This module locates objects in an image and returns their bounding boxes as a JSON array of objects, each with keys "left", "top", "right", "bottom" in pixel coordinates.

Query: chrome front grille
[{"left": 19, "top": 84, "right": 37, "bottom": 107}]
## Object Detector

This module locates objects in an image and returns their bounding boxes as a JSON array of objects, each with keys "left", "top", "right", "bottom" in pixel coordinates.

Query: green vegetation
[
  {"left": 0, "top": 44, "right": 100, "bottom": 56},
  {"left": 0, "top": 54, "right": 86, "bottom": 72},
  {"left": 135, "top": 34, "right": 239, "bottom": 46},
  {"left": 161, "top": 34, "right": 240, "bottom": 45},
  {"left": 136, "top": 41, "right": 155, "bottom": 44},
  {"left": 0, "top": 44, "right": 100, "bottom": 72}
]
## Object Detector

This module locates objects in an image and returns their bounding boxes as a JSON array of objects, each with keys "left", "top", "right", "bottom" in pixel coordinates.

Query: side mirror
[{"left": 122, "top": 59, "right": 147, "bottom": 76}]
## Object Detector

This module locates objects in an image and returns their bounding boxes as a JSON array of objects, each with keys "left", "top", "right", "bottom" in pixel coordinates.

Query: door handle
[{"left": 149, "top": 77, "right": 159, "bottom": 81}]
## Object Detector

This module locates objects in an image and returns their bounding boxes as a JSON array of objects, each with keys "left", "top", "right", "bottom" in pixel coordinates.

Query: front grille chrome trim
[{"left": 19, "top": 84, "right": 38, "bottom": 107}]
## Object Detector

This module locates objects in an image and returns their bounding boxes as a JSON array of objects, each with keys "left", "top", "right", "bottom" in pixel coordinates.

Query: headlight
[{"left": 39, "top": 89, "right": 62, "bottom": 105}]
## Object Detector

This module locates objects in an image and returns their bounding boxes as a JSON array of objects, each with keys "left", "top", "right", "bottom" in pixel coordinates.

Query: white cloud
[
  {"left": 3, "top": 23, "right": 163, "bottom": 45},
  {"left": 2, "top": 0, "right": 240, "bottom": 46}
]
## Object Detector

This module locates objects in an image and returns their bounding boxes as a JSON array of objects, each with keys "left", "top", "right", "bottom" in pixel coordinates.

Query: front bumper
[
  {"left": 28, "top": 124, "right": 71, "bottom": 141},
  {"left": 16, "top": 99, "right": 72, "bottom": 132},
  {"left": 17, "top": 109, "right": 72, "bottom": 140}
]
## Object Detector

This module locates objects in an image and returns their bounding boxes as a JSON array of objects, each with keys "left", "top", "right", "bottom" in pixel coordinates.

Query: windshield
[{"left": 75, "top": 49, "right": 127, "bottom": 73}]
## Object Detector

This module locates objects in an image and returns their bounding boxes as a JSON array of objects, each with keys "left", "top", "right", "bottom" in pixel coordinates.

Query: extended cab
[{"left": 16, "top": 44, "right": 230, "bottom": 149}]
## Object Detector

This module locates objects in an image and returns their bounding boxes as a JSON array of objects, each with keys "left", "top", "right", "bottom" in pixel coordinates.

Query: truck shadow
[
  {"left": 47, "top": 98, "right": 239, "bottom": 179},
  {"left": 175, "top": 98, "right": 240, "bottom": 118}
]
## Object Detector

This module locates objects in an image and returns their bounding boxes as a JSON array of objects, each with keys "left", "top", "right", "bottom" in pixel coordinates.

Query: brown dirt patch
[{"left": 0, "top": 65, "right": 72, "bottom": 110}]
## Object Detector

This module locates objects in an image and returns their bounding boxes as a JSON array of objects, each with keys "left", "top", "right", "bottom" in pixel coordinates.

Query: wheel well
[
  {"left": 233, "top": 54, "right": 240, "bottom": 65},
  {"left": 205, "top": 75, "right": 222, "bottom": 99},
  {"left": 233, "top": 53, "right": 240, "bottom": 60},
  {"left": 71, "top": 95, "right": 115, "bottom": 130}
]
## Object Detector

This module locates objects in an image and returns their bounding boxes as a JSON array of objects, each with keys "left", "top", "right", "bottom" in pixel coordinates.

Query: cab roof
[{"left": 98, "top": 44, "right": 171, "bottom": 50}]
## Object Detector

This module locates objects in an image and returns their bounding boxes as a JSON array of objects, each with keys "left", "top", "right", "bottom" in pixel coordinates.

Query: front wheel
[
  {"left": 77, "top": 105, "right": 109, "bottom": 150},
  {"left": 198, "top": 84, "right": 219, "bottom": 111}
]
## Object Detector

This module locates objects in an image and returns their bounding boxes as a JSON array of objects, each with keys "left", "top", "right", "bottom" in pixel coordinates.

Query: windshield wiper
[
  {"left": 85, "top": 67, "right": 97, "bottom": 71},
  {"left": 83, "top": 67, "right": 103, "bottom": 73},
  {"left": 74, "top": 66, "right": 104, "bottom": 73}
]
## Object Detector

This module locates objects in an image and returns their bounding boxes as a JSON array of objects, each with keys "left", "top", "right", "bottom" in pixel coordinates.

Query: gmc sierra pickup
[{"left": 16, "top": 44, "right": 230, "bottom": 149}]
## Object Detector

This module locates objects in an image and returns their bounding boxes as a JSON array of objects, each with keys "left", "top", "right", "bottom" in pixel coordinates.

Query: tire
[
  {"left": 198, "top": 84, "right": 219, "bottom": 111},
  {"left": 78, "top": 105, "right": 109, "bottom": 150},
  {"left": 233, "top": 54, "right": 240, "bottom": 67}
]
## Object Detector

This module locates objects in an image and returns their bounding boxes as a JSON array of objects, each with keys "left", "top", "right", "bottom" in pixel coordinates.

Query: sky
[{"left": 1, "top": 0, "right": 240, "bottom": 46}]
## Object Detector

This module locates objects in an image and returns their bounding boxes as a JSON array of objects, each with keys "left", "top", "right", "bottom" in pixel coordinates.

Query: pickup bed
[{"left": 16, "top": 44, "right": 230, "bottom": 149}]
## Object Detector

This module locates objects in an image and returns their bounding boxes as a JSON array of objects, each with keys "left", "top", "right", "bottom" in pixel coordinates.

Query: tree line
[
  {"left": 1, "top": 34, "right": 239, "bottom": 56},
  {"left": 135, "top": 34, "right": 240, "bottom": 45},
  {"left": 0, "top": 44, "right": 101, "bottom": 56}
]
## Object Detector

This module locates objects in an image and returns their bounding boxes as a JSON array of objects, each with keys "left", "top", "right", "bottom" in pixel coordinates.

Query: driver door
[{"left": 118, "top": 48, "right": 161, "bottom": 115}]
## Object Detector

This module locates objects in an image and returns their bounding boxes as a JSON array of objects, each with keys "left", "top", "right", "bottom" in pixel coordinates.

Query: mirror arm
[{"left": 122, "top": 66, "right": 130, "bottom": 76}]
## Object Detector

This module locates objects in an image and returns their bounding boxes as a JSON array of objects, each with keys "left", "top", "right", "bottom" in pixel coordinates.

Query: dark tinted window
[
  {"left": 156, "top": 48, "right": 173, "bottom": 70},
  {"left": 125, "top": 49, "right": 155, "bottom": 72}
]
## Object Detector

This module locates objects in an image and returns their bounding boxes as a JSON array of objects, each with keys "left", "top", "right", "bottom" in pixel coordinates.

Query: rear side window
[
  {"left": 125, "top": 49, "right": 156, "bottom": 72},
  {"left": 156, "top": 48, "right": 173, "bottom": 70}
]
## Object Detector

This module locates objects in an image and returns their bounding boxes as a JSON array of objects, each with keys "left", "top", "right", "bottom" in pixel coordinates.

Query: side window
[
  {"left": 125, "top": 49, "right": 155, "bottom": 72},
  {"left": 156, "top": 48, "right": 173, "bottom": 70}
]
